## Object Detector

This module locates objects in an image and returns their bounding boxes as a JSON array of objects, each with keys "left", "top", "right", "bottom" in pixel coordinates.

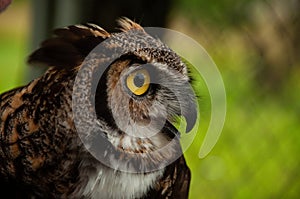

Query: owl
[{"left": 0, "top": 18, "right": 197, "bottom": 199}]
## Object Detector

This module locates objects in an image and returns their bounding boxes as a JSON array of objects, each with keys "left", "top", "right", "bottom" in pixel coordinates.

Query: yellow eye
[{"left": 126, "top": 69, "right": 150, "bottom": 96}]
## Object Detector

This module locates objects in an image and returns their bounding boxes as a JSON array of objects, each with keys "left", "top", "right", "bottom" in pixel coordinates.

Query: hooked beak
[
  {"left": 161, "top": 80, "right": 198, "bottom": 137},
  {"left": 182, "top": 97, "right": 198, "bottom": 133},
  {"left": 162, "top": 95, "right": 198, "bottom": 138}
]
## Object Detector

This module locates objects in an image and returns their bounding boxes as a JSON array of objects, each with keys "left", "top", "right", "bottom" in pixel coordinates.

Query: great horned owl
[{"left": 0, "top": 18, "right": 197, "bottom": 199}]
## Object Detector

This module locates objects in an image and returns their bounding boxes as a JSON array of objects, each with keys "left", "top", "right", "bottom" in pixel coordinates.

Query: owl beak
[
  {"left": 163, "top": 98, "right": 197, "bottom": 137},
  {"left": 182, "top": 98, "right": 198, "bottom": 133}
]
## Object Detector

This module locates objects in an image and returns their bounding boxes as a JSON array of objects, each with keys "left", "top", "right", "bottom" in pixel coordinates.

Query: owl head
[{"left": 29, "top": 18, "right": 198, "bottom": 173}]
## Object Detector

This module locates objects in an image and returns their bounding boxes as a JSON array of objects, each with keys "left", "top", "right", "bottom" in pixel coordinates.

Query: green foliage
[
  {"left": 0, "top": 0, "right": 27, "bottom": 93},
  {"left": 186, "top": 69, "right": 300, "bottom": 198},
  {"left": 183, "top": 41, "right": 300, "bottom": 198},
  {"left": 174, "top": 0, "right": 257, "bottom": 26},
  {"left": 0, "top": 32, "right": 26, "bottom": 93}
]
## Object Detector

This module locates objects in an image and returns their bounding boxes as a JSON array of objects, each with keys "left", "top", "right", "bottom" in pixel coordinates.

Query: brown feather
[
  {"left": 28, "top": 24, "right": 110, "bottom": 69},
  {"left": 143, "top": 155, "right": 191, "bottom": 199}
]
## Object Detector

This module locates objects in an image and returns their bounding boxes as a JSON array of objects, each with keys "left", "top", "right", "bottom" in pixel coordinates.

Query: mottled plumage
[{"left": 0, "top": 18, "right": 195, "bottom": 199}]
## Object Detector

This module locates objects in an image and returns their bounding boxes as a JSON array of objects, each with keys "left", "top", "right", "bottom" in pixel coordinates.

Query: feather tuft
[
  {"left": 117, "top": 17, "right": 144, "bottom": 32},
  {"left": 28, "top": 24, "right": 110, "bottom": 69}
]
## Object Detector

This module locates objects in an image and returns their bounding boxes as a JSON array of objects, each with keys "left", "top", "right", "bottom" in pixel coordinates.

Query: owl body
[{"left": 0, "top": 18, "right": 195, "bottom": 198}]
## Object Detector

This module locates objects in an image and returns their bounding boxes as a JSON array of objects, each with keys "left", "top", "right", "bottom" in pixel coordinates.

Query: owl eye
[{"left": 126, "top": 69, "right": 150, "bottom": 96}]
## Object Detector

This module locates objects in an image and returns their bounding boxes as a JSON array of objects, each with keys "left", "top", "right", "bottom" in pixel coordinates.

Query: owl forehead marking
[{"left": 109, "top": 31, "right": 187, "bottom": 75}]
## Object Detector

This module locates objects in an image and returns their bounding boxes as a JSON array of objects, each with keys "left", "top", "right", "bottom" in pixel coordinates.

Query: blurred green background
[{"left": 0, "top": 0, "right": 299, "bottom": 198}]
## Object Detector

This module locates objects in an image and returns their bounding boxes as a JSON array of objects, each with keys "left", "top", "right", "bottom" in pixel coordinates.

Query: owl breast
[{"left": 76, "top": 157, "right": 164, "bottom": 199}]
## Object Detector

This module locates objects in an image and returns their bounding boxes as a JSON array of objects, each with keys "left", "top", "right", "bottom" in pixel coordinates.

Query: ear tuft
[{"left": 117, "top": 17, "right": 144, "bottom": 32}]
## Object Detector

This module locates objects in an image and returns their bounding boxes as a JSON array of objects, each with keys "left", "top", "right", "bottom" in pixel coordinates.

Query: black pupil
[{"left": 134, "top": 73, "right": 145, "bottom": 87}]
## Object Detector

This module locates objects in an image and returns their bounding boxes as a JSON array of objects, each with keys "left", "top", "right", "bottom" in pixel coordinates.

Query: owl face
[{"left": 68, "top": 18, "right": 198, "bottom": 172}]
